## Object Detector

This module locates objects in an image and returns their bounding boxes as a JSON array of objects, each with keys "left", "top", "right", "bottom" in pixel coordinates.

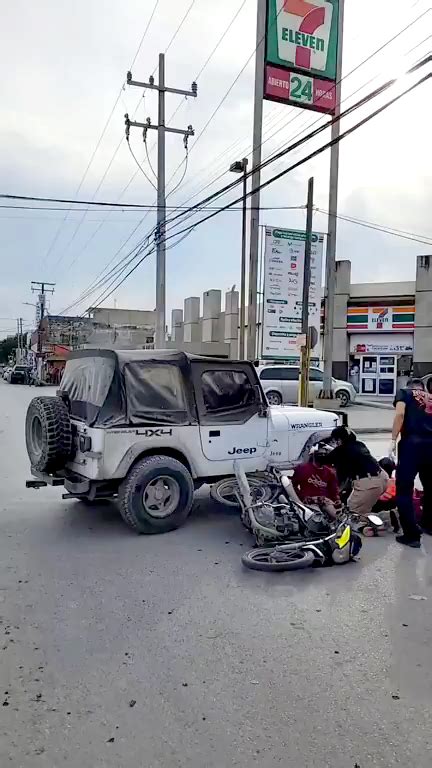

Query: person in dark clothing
[
  {"left": 324, "top": 426, "right": 388, "bottom": 518},
  {"left": 391, "top": 377, "right": 432, "bottom": 548}
]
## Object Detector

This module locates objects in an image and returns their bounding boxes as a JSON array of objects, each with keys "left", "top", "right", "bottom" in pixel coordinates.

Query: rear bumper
[
  {"left": 26, "top": 470, "right": 65, "bottom": 488},
  {"left": 26, "top": 468, "right": 90, "bottom": 493}
]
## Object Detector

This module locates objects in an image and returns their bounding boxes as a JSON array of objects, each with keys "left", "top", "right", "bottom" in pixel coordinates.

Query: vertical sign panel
[
  {"left": 262, "top": 226, "right": 324, "bottom": 361},
  {"left": 265, "top": 0, "right": 339, "bottom": 114}
]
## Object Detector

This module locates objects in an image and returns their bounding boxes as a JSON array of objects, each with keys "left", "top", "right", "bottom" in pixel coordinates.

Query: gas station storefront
[{"left": 347, "top": 306, "right": 415, "bottom": 397}]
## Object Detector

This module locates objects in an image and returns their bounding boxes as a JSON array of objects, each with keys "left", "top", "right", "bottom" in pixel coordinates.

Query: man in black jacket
[
  {"left": 324, "top": 426, "right": 388, "bottom": 518},
  {"left": 391, "top": 378, "right": 432, "bottom": 548}
]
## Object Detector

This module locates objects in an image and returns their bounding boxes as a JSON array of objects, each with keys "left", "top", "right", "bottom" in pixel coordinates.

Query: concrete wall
[
  {"left": 414, "top": 255, "right": 432, "bottom": 376},
  {"left": 84, "top": 328, "right": 155, "bottom": 349},
  {"left": 350, "top": 281, "right": 415, "bottom": 300},
  {"left": 90, "top": 307, "right": 156, "bottom": 328},
  {"left": 168, "top": 289, "right": 239, "bottom": 360},
  {"left": 332, "top": 260, "right": 351, "bottom": 380}
]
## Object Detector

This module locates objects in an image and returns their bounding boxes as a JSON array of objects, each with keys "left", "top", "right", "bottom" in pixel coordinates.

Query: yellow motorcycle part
[{"left": 335, "top": 525, "right": 351, "bottom": 549}]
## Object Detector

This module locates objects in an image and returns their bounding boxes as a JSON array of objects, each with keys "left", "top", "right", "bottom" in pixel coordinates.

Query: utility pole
[
  {"left": 299, "top": 177, "right": 314, "bottom": 408},
  {"left": 229, "top": 158, "right": 249, "bottom": 358},
  {"left": 246, "top": 0, "right": 266, "bottom": 361},
  {"left": 322, "top": 0, "right": 345, "bottom": 397},
  {"left": 31, "top": 281, "right": 55, "bottom": 356},
  {"left": 125, "top": 56, "right": 197, "bottom": 349},
  {"left": 19, "top": 318, "right": 24, "bottom": 361},
  {"left": 16, "top": 318, "right": 21, "bottom": 362}
]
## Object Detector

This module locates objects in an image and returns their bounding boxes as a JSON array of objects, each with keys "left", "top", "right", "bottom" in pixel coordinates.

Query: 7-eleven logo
[{"left": 276, "top": 0, "right": 334, "bottom": 73}]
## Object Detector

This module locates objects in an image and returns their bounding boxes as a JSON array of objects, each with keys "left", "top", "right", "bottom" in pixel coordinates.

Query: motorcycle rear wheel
[{"left": 241, "top": 548, "right": 315, "bottom": 572}]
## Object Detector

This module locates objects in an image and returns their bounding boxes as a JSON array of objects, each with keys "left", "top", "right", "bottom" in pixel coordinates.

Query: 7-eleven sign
[
  {"left": 266, "top": 0, "right": 339, "bottom": 81},
  {"left": 265, "top": 0, "right": 339, "bottom": 114}
]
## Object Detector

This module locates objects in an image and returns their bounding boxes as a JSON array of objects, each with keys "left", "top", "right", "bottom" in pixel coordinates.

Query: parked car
[
  {"left": 257, "top": 365, "right": 356, "bottom": 408},
  {"left": 9, "top": 365, "right": 30, "bottom": 384},
  {"left": 422, "top": 374, "right": 432, "bottom": 394}
]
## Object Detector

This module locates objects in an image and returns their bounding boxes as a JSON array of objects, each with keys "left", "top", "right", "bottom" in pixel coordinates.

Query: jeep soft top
[{"left": 59, "top": 348, "right": 259, "bottom": 428}]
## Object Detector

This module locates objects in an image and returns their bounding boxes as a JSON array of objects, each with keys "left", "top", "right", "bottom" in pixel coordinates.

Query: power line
[
  {"left": 169, "top": 7, "right": 432, "bottom": 206},
  {"left": 39, "top": 0, "right": 161, "bottom": 271},
  {"left": 126, "top": 138, "right": 158, "bottom": 190},
  {"left": 57, "top": 0, "right": 251, "bottom": 289},
  {"left": 55, "top": 24, "right": 431, "bottom": 317},
  {"left": 159, "top": 55, "right": 431, "bottom": 241},
  {"left": 61, "top": 57, "right": 431, "bottom": 316},
  {"left": 0, "top": 202, "right": 307, "bottom": 213},
  {"left": 47, "top": 0, "right": 196, "bottom": 276},
  {"left": 315, "top": 208, "right": 432, "bottom": 246},
  {"left": 67, "top": 70, "right": 431, "bottom": 316}
]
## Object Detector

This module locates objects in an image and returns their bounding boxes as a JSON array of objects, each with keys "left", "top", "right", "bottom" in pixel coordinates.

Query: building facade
[
  {"left": 328, "top": 254, "right": 432, "bottom": 394},
  {"left": 169, "top": 254, "right": 432, "bottom": 397}
]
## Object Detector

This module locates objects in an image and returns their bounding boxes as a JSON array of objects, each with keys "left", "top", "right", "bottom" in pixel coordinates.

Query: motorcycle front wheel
[
  {"left": 210, "top": 474, "right": 278, "bottom": 508},
  {"left": 241, "top": 548, "right": 315, "bottom": 572}
]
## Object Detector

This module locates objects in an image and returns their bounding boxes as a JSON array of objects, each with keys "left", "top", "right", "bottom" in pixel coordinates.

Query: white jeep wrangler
[{"left": 25, "top": 350, "right": 342, "bottom": 534}]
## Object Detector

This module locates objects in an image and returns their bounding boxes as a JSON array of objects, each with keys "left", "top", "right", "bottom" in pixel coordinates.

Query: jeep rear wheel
[
  {"left": 25, "top": 396, "right": 72, "bottom": 473},
  {"left": 118, "top": 455, "right": 194, "bottom": 534}
]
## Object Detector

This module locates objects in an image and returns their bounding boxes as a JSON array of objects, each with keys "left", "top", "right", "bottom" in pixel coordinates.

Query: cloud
[{"left": 0, "top": 0, "right": 431, "bottom": 337}]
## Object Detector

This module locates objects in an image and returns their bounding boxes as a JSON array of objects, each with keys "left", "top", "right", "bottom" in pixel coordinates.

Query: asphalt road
[{"left": 1, "top": 382, "right": 432, "bottom": 767}]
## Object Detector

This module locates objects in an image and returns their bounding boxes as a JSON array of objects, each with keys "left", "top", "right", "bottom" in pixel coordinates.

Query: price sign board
[{"left": 262, "top": 226, "right": 324, "bottom": 361}]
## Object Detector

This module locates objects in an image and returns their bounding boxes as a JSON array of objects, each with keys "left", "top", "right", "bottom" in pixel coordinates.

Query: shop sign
[
  {"left": 354, "top": 342, "right": 413, "bottom": 355},
  {"left": 264, "top": 0, "right": 339, "bottom": 114},
  {"left": 347, "top": 306, "right": 415, "bottom": 332}
]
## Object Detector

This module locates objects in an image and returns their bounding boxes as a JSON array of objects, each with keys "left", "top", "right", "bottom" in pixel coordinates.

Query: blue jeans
[{"left": 396, "top": 437, "right": 432, "bottom": 539}]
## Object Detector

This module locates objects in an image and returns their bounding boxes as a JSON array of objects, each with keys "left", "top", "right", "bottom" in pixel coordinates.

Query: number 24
[{"left": 291, "top": 76, "right": 312, "bottom": 101}]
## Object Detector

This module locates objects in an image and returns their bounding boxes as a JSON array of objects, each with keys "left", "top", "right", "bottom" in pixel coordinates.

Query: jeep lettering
[{"left": 228, "top": 447, "right": 257, "bottom": 456}]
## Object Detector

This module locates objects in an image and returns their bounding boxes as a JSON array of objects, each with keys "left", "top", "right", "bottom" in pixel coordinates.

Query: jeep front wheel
[{"left": 118, "top": 455, "right": 194, "bottom": 534}]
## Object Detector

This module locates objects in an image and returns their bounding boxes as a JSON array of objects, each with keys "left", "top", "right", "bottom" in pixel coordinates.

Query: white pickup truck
[{"left": 25, "top": 350, "right": 342, "bottom": 534}]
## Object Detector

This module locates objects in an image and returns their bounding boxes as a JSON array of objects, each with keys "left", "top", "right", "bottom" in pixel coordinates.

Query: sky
[{"left": 0, "top": 0, "right": 431, "bottom": 339}]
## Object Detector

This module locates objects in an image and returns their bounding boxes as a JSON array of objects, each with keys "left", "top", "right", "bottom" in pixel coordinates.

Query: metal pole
[
  {"left": 38, "top": 287, "right": 45, "bottom": 357},
  {"left": 299, "top": 177, "right": 314, "bottom": 407},
  {"left": 246, "top": 0, "right": 266, "bottom": 361},
  {"left": 156, "top": 53, "right": 166, "bottom": 349},
  {"left": 17, "top": 318, "right": 20, "bottom": 362},
  {"left": 239, "top": 159, "right": 248, "bottom": 359},
  {"left": 322, "top": 0, "right": 345, "bottom": 396}
]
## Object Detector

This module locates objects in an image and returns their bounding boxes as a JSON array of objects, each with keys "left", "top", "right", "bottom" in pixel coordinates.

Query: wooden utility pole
[
  {"left": 299, "top": 177, "right": 314, "bottom": 408},
  {"left": 125, "top": 57, "right": 197, "bottom": 348}
]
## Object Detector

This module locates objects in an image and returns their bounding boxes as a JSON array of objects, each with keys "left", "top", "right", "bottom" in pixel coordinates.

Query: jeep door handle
[{"left": 209, "top": 430, "right": 220, "bottom": 437}]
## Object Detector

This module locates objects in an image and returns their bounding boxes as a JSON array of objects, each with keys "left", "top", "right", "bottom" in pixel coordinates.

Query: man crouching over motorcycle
[
  {"left": 323, "top": 426, "right": 388, "bottom": 519},
  {"left": 292, "top": 445, "right": 341, "bottom": 520}
]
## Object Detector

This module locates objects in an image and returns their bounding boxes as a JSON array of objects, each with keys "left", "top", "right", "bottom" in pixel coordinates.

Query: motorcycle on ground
[{"left": 234, "top": 461, "right": 363, "bottom": 573}]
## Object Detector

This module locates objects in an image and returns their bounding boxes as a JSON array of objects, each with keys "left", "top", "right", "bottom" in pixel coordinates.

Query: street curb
[
  {"left": 355, "top": 428, "right": 392, "bottom": 435},
  {"left": 354, "top": 399, "right": 394, "bottom": 411}
]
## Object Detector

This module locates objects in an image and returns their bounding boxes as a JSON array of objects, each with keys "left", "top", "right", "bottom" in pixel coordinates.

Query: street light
[{"left": 229, "top": 158, "right": 248, "bottom": 359}]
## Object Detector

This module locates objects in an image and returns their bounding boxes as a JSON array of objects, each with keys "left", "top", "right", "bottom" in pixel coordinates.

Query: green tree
[{"left": 0, "top": 334, "right": 18, "bottom": 364}]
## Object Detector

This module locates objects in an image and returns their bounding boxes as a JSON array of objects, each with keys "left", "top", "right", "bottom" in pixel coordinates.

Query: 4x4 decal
[{"left": 135, "top": 428, "right": 173, "bottom": 437}]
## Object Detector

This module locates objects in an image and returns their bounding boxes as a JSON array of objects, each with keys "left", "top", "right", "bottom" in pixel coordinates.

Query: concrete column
[
  {"left": 331, "top": 260, "right": 351, "bottom": 380},
  {"left": 171, "top": 309, "right": 184, "bottom": 344},
  {"left": 224, "top": 289, "right": 240, "bottom": 359},
  {"left": 202, "top": 289, "right": 222, "bottom": 343},
  {"left": 414, "top": 254, "right": 432, "bottom": 377},
  {"left": 183, "top": 297, "right": 200, "bottom": 343}
]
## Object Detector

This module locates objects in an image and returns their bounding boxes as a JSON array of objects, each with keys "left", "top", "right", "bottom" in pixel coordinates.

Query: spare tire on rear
[{"left": 25, "top": 396, "right": 72, "bottom": 473}]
